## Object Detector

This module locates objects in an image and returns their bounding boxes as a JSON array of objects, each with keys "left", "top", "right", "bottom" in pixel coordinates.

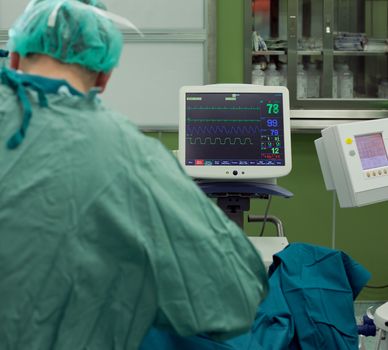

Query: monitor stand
[
  {"left": 196, "top": 180, "right": 293, "bottom": 229},
  {"left": 196, "top": 179, "right": 293, "bottom": 270}
]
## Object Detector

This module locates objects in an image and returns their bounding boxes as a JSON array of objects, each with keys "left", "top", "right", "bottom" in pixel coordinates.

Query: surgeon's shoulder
[
  {"left": 101, "top": 108, "right": 140, "bottom": 136},
  {"left": 100, "top": 109, "right": 182, "bottom": 172}
]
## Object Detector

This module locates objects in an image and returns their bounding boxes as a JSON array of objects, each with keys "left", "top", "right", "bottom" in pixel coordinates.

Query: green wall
[
  {"left": 216, "top": 0, "right": 245, "bottom": 82},
  {"left": 149, "top": 0, "right": 388, "bottom": 300}
]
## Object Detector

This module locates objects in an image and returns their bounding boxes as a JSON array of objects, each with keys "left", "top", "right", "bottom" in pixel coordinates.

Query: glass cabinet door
[
  {"left": 296, "top": 0, "right": 324, "bottom": 100},
  {"left": 333, "top": 0, "right": 388, "bottom": 100},
  {"left": 251, "top": 0, "right": 288, "bottom": 88},
  {"left": 250, "top": 0, "right": 388, "bottom": 110}
]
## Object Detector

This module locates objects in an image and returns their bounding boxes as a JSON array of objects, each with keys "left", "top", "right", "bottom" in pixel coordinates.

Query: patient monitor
[
  {"left": 315, "top": 118, "right": 388, "bottom": 208},
  {"left": 178, "top": 84, "right": 291, "bottom": 180}
]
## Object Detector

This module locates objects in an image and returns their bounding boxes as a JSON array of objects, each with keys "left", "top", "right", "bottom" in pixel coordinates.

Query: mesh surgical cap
[{"left": 7, "top": 0, "right": 123, "bottom": 73}]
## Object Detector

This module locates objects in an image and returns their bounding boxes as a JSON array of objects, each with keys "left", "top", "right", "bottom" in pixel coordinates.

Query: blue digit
[{"left": 267, "top": 119, "right": 278, "bottom": 127}]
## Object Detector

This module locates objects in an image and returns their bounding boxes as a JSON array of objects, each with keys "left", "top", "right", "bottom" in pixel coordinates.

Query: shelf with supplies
[
  {"left": 333, "top": 50, "right": 388, "bottom": 56},
  {"left": 297, "top": 50, "right": 322, "bottom": 56},
  {"left": 252, "top": 49, "right": 324, "bottom": 57},
  {"left": 247, "top": 0, "right": 388, "bottom": 117},
  {"left": 252, "top": 50, "right": 286, "bottom": 56}
]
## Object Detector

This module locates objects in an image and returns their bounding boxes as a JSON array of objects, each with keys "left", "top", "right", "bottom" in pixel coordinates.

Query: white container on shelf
[
  {"left": 252, "top": 31, "right": 259, "bottom": 51},
  {"left": 334, "top": 63, "right": 347, "bottom": 97},
  {"left": 306, "top": 62, "right": 320, "bottom": 98},
  {"left": 264, "top": 63, "right": 281, "bottom": 86},
  {"left": 378, "top": 80, "right": 388, "bottom": 98},
  {"left": 297, "top": 63, "right": 307, "bottom": 99},
  {"left": 338, "top": 64, "right": 354, "bottom": 98},
  {"left": 252, "top": 66, "right": 265, "bottom": 85},
  {"left": 279, "top": 63, "right": 288, "bottom": 87},
  {"left": 332, "top": 69, "right": 339, "bottom": 98}
]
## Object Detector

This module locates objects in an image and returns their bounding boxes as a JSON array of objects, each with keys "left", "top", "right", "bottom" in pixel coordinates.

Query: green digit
[
  {"left": 267, "top": 103, "right": 273, "bottom": 114},
  {"left": 273, "top": 104, "right": 279, "bottom": 114}
]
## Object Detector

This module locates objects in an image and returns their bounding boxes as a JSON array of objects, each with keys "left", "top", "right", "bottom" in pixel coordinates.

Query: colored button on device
[{"left": 345, "top": 138, "right": 353, "bottom": 145}]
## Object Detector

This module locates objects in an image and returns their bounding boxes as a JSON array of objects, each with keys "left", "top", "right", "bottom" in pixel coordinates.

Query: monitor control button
[{"left": 233, "top": 170, "right": 238, "bottom": 176}]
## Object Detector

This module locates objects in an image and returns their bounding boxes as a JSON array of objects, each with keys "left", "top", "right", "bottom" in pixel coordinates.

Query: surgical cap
[{"left": 7, "top": 0, "right": 123, "bottom": 73}]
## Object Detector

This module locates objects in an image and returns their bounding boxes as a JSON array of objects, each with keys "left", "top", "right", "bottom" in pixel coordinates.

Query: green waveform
[
  {"left": 187, "top": 137, "right": 253, "bottom": 145},
  {"left": 187, "top": 118, "right": 259, "bottom": 123},
  {"left": 187, "top": 107, "right": 260, "bottom": 111}
]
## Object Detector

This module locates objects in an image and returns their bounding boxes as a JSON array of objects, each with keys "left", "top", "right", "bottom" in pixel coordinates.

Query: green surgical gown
[{"left": 0, "top": 82, "right": 268, "bottom": 350}]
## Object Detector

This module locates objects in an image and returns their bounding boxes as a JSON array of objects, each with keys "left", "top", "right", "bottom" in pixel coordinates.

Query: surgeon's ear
[
  {"left": 95, "top": 72, "right": 112, "bottom": 93},
  {"left": 10, "top": 52, "right": 20, "bottom": 70}
]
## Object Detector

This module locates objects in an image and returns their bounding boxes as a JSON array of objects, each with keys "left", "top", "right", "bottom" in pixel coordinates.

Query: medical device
[
  {"left": 178, "top": 84, "right": 291, "bottom": 180},
  {"left": 316, "top": 119, "right": 388, "bottom": 349},
  {"left": 315, "top": 118, "right": 388, "bottom": 208},
  {"left": 177, "top": 84, "right": 293, "bottom": 268}
]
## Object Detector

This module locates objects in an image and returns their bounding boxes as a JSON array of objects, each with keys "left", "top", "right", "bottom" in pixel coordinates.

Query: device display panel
[
  {"left": 355, "top": 133, "right": 388, "bottom": 170},
  {"left": 185, "top": 92, "right": 285, "bottom": 167}
]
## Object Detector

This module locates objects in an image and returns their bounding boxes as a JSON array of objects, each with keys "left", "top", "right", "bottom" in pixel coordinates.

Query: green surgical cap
[{"left": 7, "top": 0, "right": 123, "bottom": 73}]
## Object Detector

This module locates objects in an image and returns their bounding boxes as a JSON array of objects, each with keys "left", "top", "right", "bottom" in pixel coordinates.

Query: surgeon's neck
[{"left": 18, "top": 55, "right": 98, "bottom": 94}]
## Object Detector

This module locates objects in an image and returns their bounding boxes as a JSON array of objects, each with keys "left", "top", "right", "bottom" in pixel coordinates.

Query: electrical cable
[
  {"left": 332, "top": 192, "right": 337, "bottom": 249},
  {"left": 376, "top": 329, "right": 383, "bottom": 350},
  {"left": 365, "top": 284, "right": 388, "bottom": 289},
  {"left": 259, "top": 195, "right": 272, "bottom": 237}
]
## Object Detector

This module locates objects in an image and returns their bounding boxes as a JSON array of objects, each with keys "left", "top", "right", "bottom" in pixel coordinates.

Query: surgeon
[{"left": 0, "top": 1, "right": 268, "bottom": 349}]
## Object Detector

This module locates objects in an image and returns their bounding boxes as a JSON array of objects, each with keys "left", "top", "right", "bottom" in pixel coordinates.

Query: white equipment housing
[
  {"left": 315, "top": 118, "right": 388, "bottom": 208},
  {"left": 374, "top": 302, "right": 388, "bottom": 350},
  {"left": 249, "top": 237, "right": 289, "bottom": 271},
  {"left": 179, "top": 84, "right": 291, "bottom": 180}
]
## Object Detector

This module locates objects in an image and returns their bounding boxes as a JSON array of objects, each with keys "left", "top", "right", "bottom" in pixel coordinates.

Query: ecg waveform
[
  {"left": 187, "top": 118, "right": 258, "bottom": 123},
  {"left": 187, "top": 125, "right": 261, "bottom": 136},
  {"left": 187, "top": 107, "right": 260, "bottom": 111},
  {"left": 187, "top": 137, "right": 253, "bottom": 146}
]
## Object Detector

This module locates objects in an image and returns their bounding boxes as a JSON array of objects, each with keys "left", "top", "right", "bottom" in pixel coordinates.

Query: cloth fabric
[
  {"left": 0, "top": 49, "right": 9, "bottom": 58},
  {"left": 0, "top": 72, "right": 268, "bottom": 350},
  {"left": 0, "top": 68, "right": 82, "bottom": 149},
  {"left": 140, "top": 243, "right": 370, "bottom": 350},
  {"left": 253, "top": 243, "right": 371, "bottom": 349},
  {"left": 0, "top": 49, "right": 9, "bottom": 69},
  {"left": 8, "top": 0, "right": 123, "bottom": 73},
  {"left": 140, "top": 327, "right": 262, "bottom": 350}
]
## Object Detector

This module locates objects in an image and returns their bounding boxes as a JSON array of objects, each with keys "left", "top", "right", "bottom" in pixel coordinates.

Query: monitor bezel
[{"left": 178, "top": 84, "right": 292, "bottom": 180}]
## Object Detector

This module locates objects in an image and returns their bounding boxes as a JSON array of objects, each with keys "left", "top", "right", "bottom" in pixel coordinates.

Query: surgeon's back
[{"left": 0, "top": 79, "right": 268, "bottom": 350}]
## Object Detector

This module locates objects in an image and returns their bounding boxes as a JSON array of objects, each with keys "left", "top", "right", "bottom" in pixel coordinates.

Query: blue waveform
[{"left": 187, "top": 125, "right": 261, "bottom": 136}]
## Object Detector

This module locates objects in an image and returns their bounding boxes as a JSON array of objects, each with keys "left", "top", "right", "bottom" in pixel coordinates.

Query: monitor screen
[
  {"left": 185, "top": 92, "right": 285, "bottom": 167},
  {"left": 355, "top": 133, "right": 388, "bottom": 170}
]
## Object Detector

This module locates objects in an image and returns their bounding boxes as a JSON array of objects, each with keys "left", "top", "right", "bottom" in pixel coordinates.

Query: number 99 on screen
[{"left": 267, "top": 119, "right": 278, "bottom": 127}]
